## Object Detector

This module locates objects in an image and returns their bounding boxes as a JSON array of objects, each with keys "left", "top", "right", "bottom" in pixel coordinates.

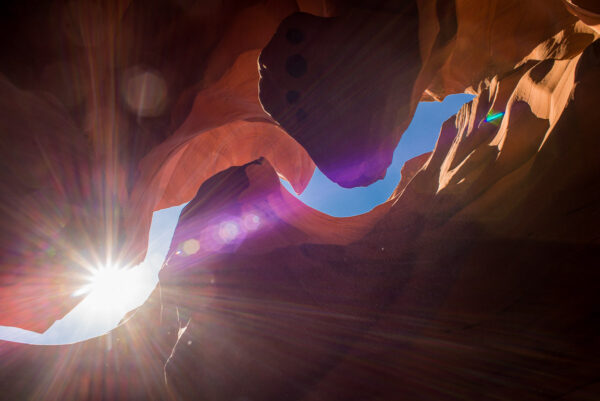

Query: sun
[
  {"left": 74, "top": 263, "right": 149, "bottom": 314},
  {"left": 86, "top": 265, "right": 131, "bottom": 307}
]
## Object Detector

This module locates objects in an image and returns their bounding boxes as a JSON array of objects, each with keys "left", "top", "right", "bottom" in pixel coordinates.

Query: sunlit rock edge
[{"left": 0, "top": 1, "right": 599, "bottom": 400}]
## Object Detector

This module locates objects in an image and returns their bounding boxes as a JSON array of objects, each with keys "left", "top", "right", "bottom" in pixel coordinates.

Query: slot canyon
[{"left": 0, "top": 0, "right": 599, "bottom": 400}]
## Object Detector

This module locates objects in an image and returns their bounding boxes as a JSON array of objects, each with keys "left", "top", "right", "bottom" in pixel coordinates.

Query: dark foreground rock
[{"left": 1, "top": 1, "right": 600, "bottom": 400}]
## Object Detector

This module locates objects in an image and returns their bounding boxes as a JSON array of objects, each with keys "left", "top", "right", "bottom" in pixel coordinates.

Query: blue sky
[
  {"left": 0, "top": 93, "right": 472, "bottom": 344},
  {"left": 0, "top": 203, "right": 187, "bottom": 345},
  {"left": 282, "top": 94, "right": 474, "bottom": 216}
]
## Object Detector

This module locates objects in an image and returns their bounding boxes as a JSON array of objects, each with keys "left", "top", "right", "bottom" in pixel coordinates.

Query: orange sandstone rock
[{"left": 1, "top": 2, "right": 600, "bottom": 401}]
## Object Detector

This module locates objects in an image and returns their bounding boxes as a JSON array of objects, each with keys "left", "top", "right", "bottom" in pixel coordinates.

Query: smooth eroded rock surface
[{"left": 1, "top": 1, "right": 599, "bottom": 400}]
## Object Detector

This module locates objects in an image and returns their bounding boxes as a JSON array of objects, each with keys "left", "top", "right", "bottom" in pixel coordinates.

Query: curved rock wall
[{"left": 1, "top": 1, "right": 600, "bottom": 400}]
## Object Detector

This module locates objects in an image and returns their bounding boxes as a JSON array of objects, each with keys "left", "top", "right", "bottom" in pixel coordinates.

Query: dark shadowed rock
[{"left": 1, "top": 2, "right": 600, "bottom": 401}]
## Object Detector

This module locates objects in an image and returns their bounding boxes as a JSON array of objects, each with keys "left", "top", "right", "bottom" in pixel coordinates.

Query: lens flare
[
  {"left": 242, "top": 213, "right": 261, "bottom": 231},
  {"left": 182, "top": 238, "right": 201, "bottom": 255},
  {"left": 74, "top": 263, "right": 145, "bottom": 312},
  {"left": 218, "top": 221, "right": 240, "bottom": 243},
  {"left": 485, "top": 111, "right": 504, "bottom": 123}
]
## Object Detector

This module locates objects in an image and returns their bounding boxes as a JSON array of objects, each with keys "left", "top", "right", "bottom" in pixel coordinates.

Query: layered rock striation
[{"left": 1, "top": 1, "right": 600, "bottom": 400}]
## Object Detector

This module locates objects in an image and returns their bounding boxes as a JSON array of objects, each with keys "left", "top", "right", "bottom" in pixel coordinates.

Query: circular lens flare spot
[
  {"left": 122, "top": 67, "right": 167, "bottom": 117},
  {"left": 243, "top": 213, "right": 261, "bottom": 231},
  {"left": 218, "top": 221, "right": 240, "bottom": 243},
  {"left": 182, "top": 239, "right": 200, "bottom": 255}
]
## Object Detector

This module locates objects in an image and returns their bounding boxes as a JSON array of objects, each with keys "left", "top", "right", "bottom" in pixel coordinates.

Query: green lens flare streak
[{"left": 485, "top": 111, "right": 504, "bottom": 122}]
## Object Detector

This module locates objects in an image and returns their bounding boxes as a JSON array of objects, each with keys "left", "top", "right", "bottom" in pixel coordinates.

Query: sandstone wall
[{"left": 1, "top": 1, "right": 599, "bottom": 400}]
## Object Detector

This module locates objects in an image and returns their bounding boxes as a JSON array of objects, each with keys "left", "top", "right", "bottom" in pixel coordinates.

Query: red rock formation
[
  {"left": 1, "top": 1, "right": 600, "bottom": 400},
  {"left": 562, "top": 0, "right": 600, "bottom": 33},
  {"left": 0, "top": 0, "right": 307, "bottom": 331},
  {"left": 258, "top": 5, "right": 422, "bottom": 187},
  {"left": 0, "top": 75, "right": 91, "bottom": 331}
]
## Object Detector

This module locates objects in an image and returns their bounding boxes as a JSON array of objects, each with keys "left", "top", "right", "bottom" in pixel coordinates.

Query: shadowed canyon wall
[{"left": 1, "top": 0, "right": 600, "bottom": 400}]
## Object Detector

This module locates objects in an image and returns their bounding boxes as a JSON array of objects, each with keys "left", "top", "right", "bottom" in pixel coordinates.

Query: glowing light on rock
[
  {"left": 218, "top": 221, "right": 240, "bottom": 243},
  {"left": 485, "top": 111, "right": 504, "bottom": 123},
  {"left": 243, "top": 213, "right": 261, "bottom": 231},
  {"left": 122, "top": 67, "right": 167, "bottom": 117},
  {"left": 182, "top": 238, "right": 200, "bottom": 255}
]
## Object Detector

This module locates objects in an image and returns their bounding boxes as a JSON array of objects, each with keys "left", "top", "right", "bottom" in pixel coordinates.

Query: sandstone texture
[{"left": 1, "top": 1, "right": 600, "bottom": 400}]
